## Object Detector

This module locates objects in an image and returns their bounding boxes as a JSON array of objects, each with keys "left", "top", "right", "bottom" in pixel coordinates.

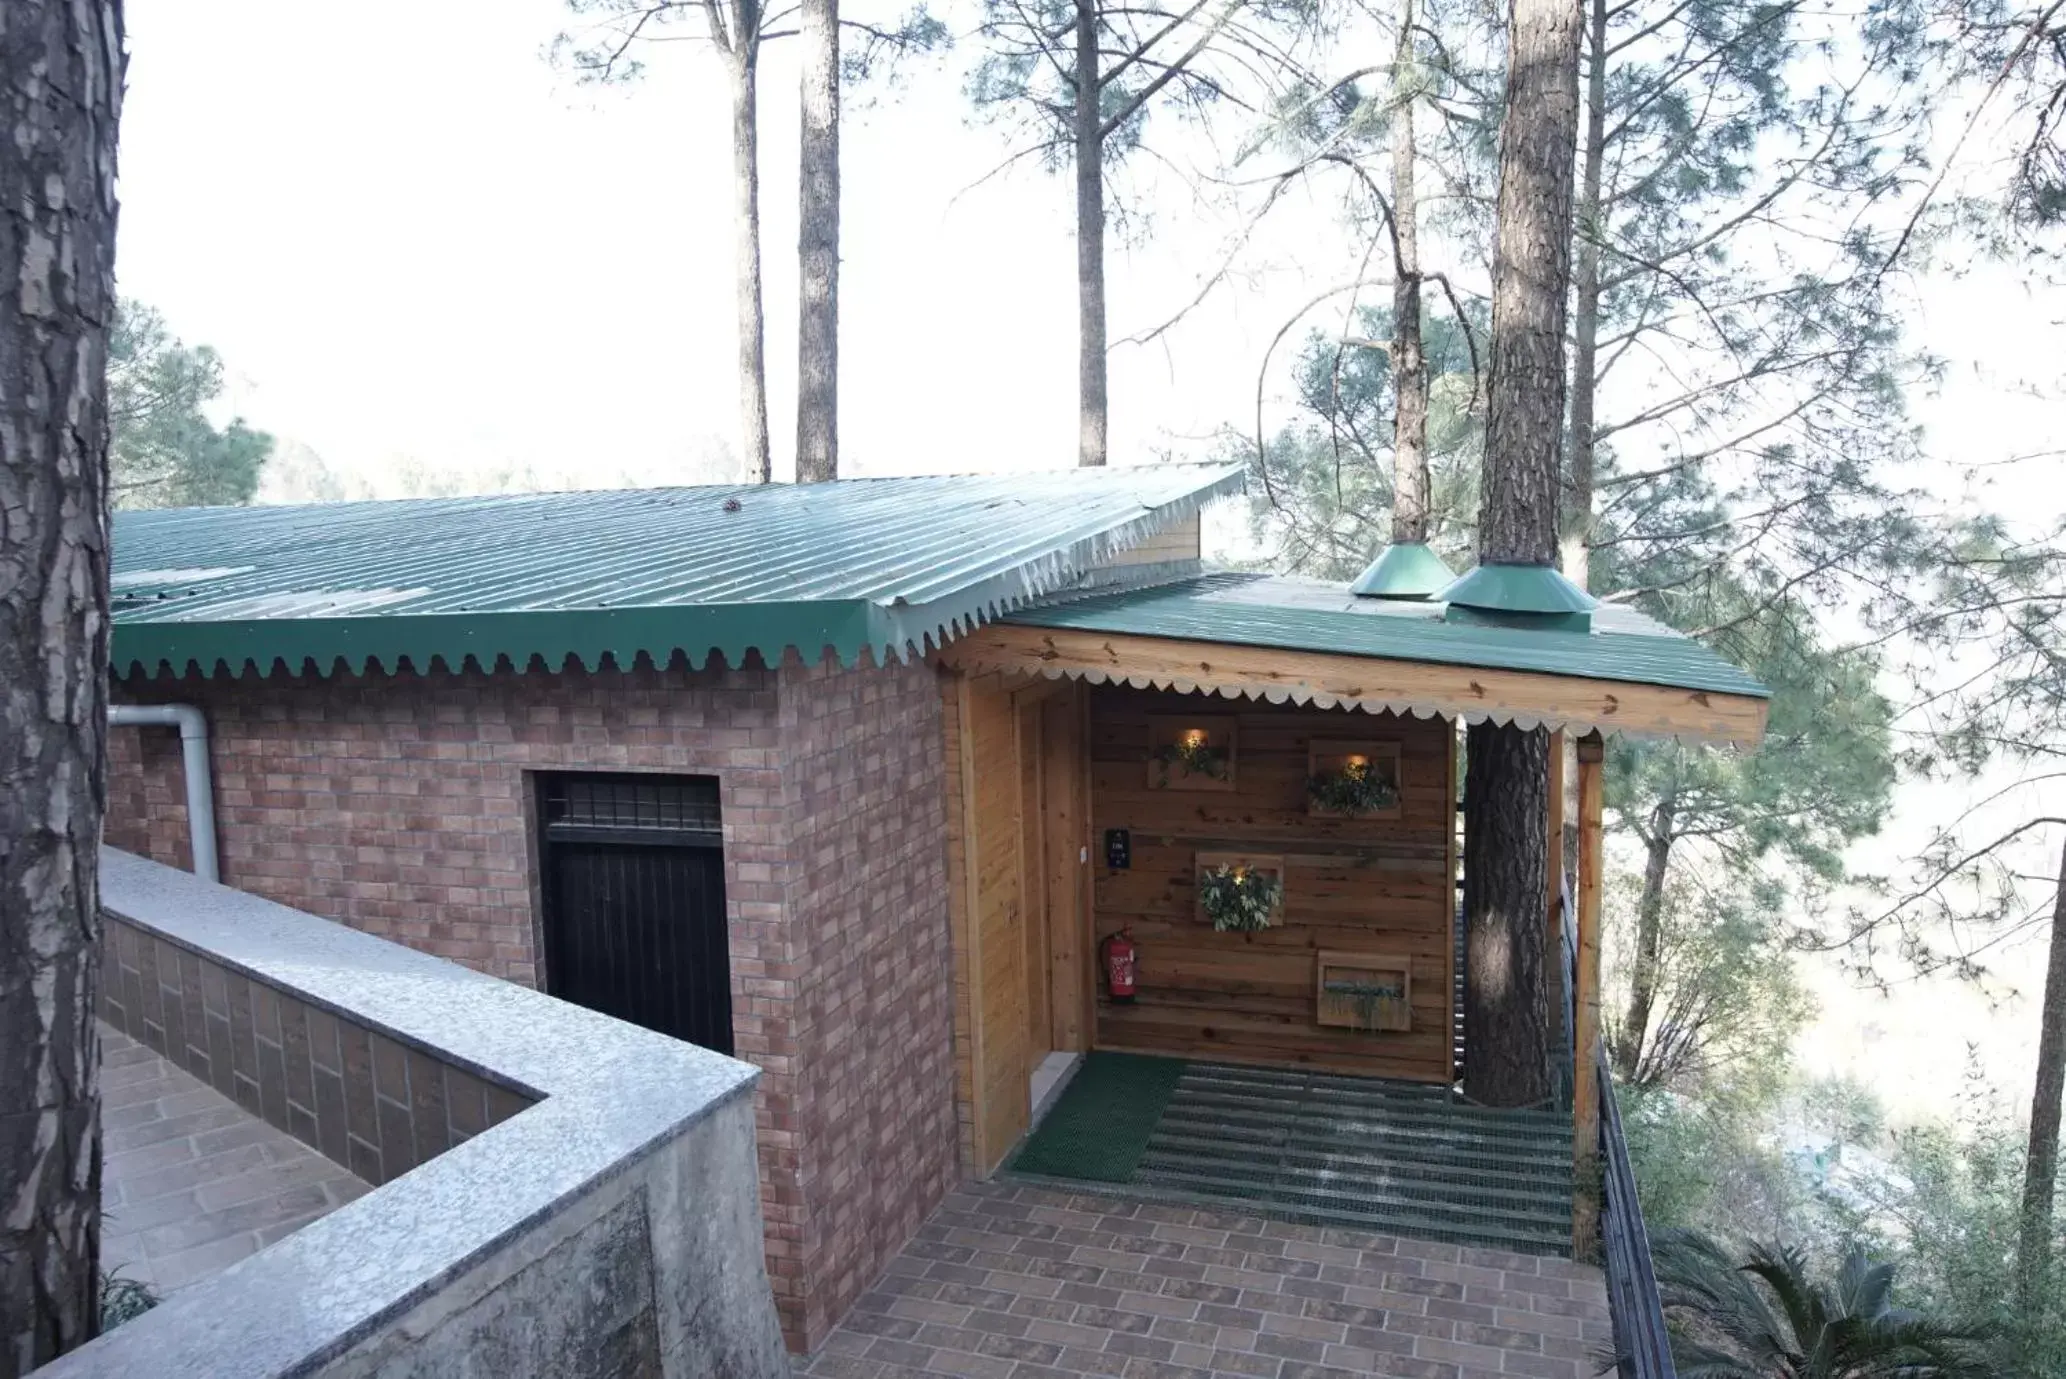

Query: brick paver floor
[
  {"left": 99, "top": 1025, "right": 370, "bottom": 1294},
  {"left": 804, "top": 1181, "right": 1612, "bottom": 1379}
]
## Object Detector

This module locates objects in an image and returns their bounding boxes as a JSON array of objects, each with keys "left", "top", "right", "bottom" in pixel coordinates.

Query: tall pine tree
[
  {"left": 1460, "top": 0, "right": 1583, "bottom": 1109},
  {"left": 970, "top": 0, "right": 1312, "bottom": 465},
  {"left": 0, "top": 0, "right": 124, "bottom": 1363}
]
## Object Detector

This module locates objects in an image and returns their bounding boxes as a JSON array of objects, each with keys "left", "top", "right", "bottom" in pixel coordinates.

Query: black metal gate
[{"left": 537, "top": 773, "right": 734, "bottom": 1055}]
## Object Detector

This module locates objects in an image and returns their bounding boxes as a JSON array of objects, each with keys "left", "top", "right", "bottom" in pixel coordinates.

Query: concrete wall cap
[{"left": 48, "top": 849, "right": 763, "bottom": 1379}]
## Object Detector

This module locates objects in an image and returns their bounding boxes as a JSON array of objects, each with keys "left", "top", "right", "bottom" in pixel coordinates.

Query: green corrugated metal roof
[
  {"left": 1005, "top": 573, "right": 1770, "bottom": 699},
  {"left": 111, "top": 466, "right": 1244, "bottom": 679}
]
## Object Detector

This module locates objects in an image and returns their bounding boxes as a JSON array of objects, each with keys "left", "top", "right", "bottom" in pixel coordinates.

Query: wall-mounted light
[
  {"left": 1307, "top": 740, "right": 1402, "bottom": 817},
  {"left": 1150, "top": 716, "right": 1237, "bottom": 791}
]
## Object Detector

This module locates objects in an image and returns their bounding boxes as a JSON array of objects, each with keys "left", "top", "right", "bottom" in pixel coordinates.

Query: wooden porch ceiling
[{"left": 935, "top": 623, "right": 1768, "bottom": 749}]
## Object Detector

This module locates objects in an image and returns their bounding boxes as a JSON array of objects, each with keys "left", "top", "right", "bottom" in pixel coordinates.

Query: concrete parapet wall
[
  {"left": 99, "top": 914, "right": 534, "bottom": 1185},
  {"left": 48, "top": 850, "right": 789, "bottom": 1379}
]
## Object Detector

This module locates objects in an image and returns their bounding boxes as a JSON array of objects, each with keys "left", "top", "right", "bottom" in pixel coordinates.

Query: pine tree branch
[
  {"left": 1875, "top": 0, "right": 2066, "bottom": 282},
  {"left": 1100, "top": 0, "right": 1247, "bottom": 137}
]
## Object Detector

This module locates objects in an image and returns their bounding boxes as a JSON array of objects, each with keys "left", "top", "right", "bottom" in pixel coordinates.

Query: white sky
[
  {"left": 118, "top": 0, "right": 2066, "bottom": 1120},
  {"left": 119, "top": 0, "right": 1353, "bottom": 492}
]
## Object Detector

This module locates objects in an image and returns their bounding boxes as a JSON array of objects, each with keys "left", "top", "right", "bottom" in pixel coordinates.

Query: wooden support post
[
  {"left": 1544, "top": 730, "right": 1566, "bottom": 1037},
  {"left": 1572, "top": 731, "right": 1605, "bottom": 1258},
  {"left": 1448, "top": 715, "right": 1463, "bottom": 1083},
  {"left": 1546, "top": 730, "right": 1566, "bottom": 913}
]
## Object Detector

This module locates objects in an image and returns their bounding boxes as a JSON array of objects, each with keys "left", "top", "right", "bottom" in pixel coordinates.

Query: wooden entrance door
[
  {"left": 1035, "top": 690, "right": 1092, "bottom": 1056},
  {"left": 965, "top": 681, "right": 1031, "bottom": 1165},
  {"left": 952, "top": 673, "right": 1090, "bottom": 1173}
]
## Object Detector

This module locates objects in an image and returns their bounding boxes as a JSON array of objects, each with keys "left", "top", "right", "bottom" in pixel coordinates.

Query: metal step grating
[{"left": 1126, "top": 1061, "right": 1576, "bottom": 1257}]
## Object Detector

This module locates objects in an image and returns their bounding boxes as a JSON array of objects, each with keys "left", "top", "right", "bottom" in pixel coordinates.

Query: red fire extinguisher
[{"left": 1101, "top": 929, "right": 1138, "bottom": 1003}]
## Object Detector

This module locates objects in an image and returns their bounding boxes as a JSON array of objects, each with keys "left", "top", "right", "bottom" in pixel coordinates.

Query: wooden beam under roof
[{"left": 936, "top": 623, "right": 1768, "bottom": 749}]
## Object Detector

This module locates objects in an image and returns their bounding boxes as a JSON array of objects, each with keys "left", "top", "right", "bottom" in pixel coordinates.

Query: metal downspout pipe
[{"left": 107, "top": 704, "right": 219, "bottom": 883}]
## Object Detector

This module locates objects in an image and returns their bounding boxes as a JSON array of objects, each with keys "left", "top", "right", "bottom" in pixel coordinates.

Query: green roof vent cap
[
  {"left": 1349, "top": 542, "right": 1457, "bottom": 599},
  {"left": 1437, "top": 562, "right": 1598, "bottom": 632}
]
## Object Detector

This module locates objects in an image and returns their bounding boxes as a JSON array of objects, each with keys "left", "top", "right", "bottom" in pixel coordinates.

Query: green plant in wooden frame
[
  {"left": 1152, "top": 725, "right": 1230, "bottom": 785},
  {"left": 1314, "top": 952, "right": 1412, "bottom": 1032},
  {"left": 1305, "top": 740, "right": 1402, "bottom": 818},
  {"left": 1323, "top": 975, "right": 1408, "bottom": 1031},
  {"left": 1306, "top": 756, "right": 1400, "bottom": 815},
  {"left": 1198, "top": 862, "right": 1283, "bottom": 932}
]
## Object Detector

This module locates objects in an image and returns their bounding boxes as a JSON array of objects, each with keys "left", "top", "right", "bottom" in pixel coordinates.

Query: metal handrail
[
  {"left": 1596, "top": 1041, "right": 1677, "bottom": 1379},
  {"left": 1454, "top": 864, "right": 1672, "bottom": 1376},
  {"left": 1553, "top": 877, "right": 1578, "bottom": 1111},
  {"left": 1555, "top": 873, "right": 1673, "bottom": 1378}
]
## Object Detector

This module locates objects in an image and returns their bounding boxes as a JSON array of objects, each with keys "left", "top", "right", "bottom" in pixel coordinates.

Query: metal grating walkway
[{"left": 1024, "top": 1060, "right": 1576, "bottom": 1258}]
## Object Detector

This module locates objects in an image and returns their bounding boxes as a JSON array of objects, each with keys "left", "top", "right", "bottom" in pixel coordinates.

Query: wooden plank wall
[
  {"left": 1090, "top": 686, "right": 1456, "bottom": 1081},
  {"left": 1092, "top": 512, "right": 1200, "bottom": 569}
]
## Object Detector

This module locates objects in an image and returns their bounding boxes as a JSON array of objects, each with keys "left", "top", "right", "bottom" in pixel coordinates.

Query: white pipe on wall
[{"left": 108, "top": 704, "right": 219, "bottom": 884}]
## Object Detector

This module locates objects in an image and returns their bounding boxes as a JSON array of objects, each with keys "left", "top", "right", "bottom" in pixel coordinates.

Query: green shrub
[
  {"left": 100, "top": 1271, "right": 158, "bottom": 1330},
  {"left": 1305, "top": 762, "right": 1398, "bottom": 814},
  {"left": 1198, "top": 864, "right": 1281, "bottom": 932}
]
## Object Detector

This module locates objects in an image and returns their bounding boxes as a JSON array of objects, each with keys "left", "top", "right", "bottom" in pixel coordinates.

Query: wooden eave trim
[{"left": 933, "top": 624, "right": 1768, "bottom": 749}]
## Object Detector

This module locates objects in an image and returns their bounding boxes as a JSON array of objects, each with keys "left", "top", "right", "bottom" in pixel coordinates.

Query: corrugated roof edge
[
  {"left": 1004, "top": 576, "right": 1770, "bottom": 700},
  {"left": 110, "top": 466, "right": 1247, "bottom": 682}
]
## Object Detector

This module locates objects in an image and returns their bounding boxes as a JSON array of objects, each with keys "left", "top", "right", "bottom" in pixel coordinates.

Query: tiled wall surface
[
  {"left": 100, "top": 915, "right": 533, "bottom": 1186},
  {"left": 781, "top": 656, "right": 960, "bottom": 1346},
  {"left": 105, "top": 657, "right": 788, "bottom": 989},
  {"left": 106, "top": 651, "right": 960, "bottom": 1350}
]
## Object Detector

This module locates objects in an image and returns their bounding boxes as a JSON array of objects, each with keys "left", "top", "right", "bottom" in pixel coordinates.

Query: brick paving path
[
  {"left": 803, "top": 1181, "right": 1611, "bottom": 1379},
  {"left": 99, "top": 1025, "right": 369, "bottom": 1294}
]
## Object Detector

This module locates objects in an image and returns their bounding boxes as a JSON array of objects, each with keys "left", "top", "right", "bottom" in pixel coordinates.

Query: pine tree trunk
[
  {"left": 1464, "top": 723, "right": 1552, "bottom": 1107},
  {"left": 1555, "top": 0, "right": 1604, "bottom": 931},
  {"left": 0, "top": 1, "right": 123, "bottom": 1367},
  {"left": 1462, "top": 0, "right": 1581, "bottom": 1110},
  {"left": 1559, "top": 0, "right": 1607, "bottom": 588},
  {"left": 1479, "top": 0, "right": 1582, "bottom": 568},
  {"left": 730, "top": 50, "right": 771, "bottom": 485},
  {"left": 1616, "top": 798, "right": 1677, "bottom": 1083},
  {"left": 796, "top": 0, "right": 839, "bottom": 483},
  {"left": 2017, "top": 835, "right": 2066, "bottom": 1317},
  {"left": 1389, "top": 0, "right": 1429, "bottom": 546},
  {"left": 1557, "top": 0, "right": 1605, "bottom": 894},
  {"left": 1074, "top": 0, "right": 1109, "bottom": 469}
]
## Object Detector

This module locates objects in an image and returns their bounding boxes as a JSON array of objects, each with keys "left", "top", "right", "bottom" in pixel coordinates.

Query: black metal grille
[
  {"left": 542, "top": 774, "right": 721, "bottom": 845},
  {"left": 1554, "top": 878, "right": 1577, "bottom": 1112},
  {"left": 537, "top": 773, "right": 733, "bottom": 1055}
]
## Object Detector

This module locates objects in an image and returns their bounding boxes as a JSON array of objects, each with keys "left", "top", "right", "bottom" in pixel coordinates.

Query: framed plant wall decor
[
  {"left": 1194, "top": 851, "right": 1285, "bottom": 932},
  {"left": 1315, "top": 951, "right": 1413, "bottom": 1032},
  {"left": 1306, "top": 740, "right": 1403, "bottom": 819},
  {"left": 1147, "top": 715, "right": 1238, "bottom": 792}
]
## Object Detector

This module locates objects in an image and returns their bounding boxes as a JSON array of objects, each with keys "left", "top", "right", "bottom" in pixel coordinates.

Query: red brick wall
[
  {"left": 106, "top": 652, "right": 958, "bottom": 1350},
  {"left": 780, "top": 658, "right": 960, "bottom": 1344}
]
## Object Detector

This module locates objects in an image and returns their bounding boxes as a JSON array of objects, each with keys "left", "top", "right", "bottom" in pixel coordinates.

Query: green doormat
[{"left": 1008, "top": 1052, "right": 1188, "bottom": 1182}]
